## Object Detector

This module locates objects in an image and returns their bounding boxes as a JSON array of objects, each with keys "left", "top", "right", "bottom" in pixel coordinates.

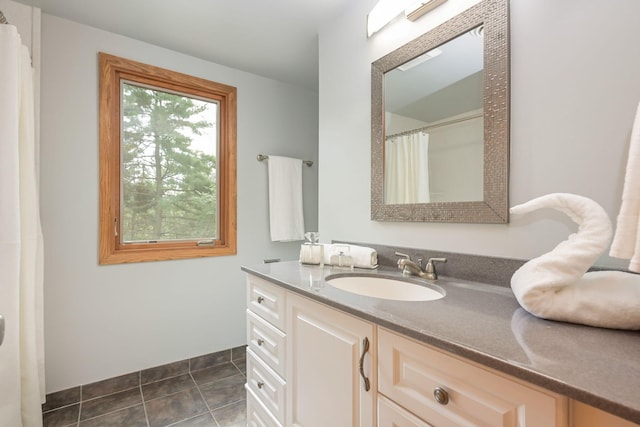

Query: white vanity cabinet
[
  {"left": 245, "top": 271, "right": 639, "bottom": 426},
  {"left": 246, "top": 274, "right": 376, "bottom": 427},
  {"left": 246, "top": 275, "right": 287, "bottom": 427},
  {"left": 287, "top": 292, "right": 376, "bottom": 427},
  {"left": 377, "top": 328, "right": 569, "bottom": 427}
]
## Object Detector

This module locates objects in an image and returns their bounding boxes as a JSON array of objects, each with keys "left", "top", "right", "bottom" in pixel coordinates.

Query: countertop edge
[{"left": 241, "top": 264, "right": 640, "bottom": 424}]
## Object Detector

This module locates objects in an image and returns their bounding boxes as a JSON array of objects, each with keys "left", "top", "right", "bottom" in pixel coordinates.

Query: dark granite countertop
[{"left": 241, "top": 261, "right": 640, "bottom": 424}]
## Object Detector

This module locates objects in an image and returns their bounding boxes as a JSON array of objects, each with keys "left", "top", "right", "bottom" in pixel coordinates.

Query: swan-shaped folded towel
[
  {"left": 510, "top": 193, "right": 640, "bottom": 330},
  {"left": 610, "top": 101, "right": 640, "bottom": 272}
]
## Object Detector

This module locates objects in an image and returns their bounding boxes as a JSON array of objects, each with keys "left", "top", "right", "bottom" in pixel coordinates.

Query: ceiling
[{"left": 13, "top": 0, "right": 353, "bottom": 91}]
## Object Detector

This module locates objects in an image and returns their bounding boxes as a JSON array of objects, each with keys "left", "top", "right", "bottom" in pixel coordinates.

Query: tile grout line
[
  {"left": 48, "top": 348, "right": 244, "bottom": 397},
  {"left": 76, "top": 384, "right": 82, "bottom": 427},
  {"left": 204, "top": 363, "right": 246, "bottom": 426},
  {"left": 189, "top": 371, "right": 221, "bottom": 427},
  {"left": 74, "top": 372, "right": 147, "bottom": 426},
  {"left": 41, "top": 402, "right": 79, "bottom": 415},
  {"left": 139, "top": 371, "right": 151, "bottom": 427},
  {"left": 79, "top": 386, "right": 141, "bottom": 403},
  {"left": 231, "top": 359, "right": 246, "bottom": 379},
  {"left": 44, "top": 348, "right": 248, "bottom": 426},
  {"left": 76, "top": 402, "right": 143, "bottom": 425},
  {"left": 164, "top": 413, "right": 219, "bottom": 427}
]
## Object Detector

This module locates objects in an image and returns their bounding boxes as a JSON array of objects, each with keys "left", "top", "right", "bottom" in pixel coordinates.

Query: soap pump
[
  {"left": 300, "top": 232, "right": 324, "bottom": 267},
  {"left": 330, "top": 246, "right": 354, "bottom": 270}
]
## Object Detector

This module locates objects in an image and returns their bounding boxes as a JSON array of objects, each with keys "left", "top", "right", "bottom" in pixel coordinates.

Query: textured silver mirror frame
[{"left": 371, "top": 0, "right": 509, "bottom": 223}]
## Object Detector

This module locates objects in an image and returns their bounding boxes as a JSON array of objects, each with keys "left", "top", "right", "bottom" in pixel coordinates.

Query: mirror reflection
[{"left": 384, "top": 26, "right": 484, "bottom": 204}]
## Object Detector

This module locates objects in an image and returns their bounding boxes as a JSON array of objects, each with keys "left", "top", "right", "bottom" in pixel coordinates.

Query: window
[{"left": 99, "top": 53, "right": 236, "bottom": 264}]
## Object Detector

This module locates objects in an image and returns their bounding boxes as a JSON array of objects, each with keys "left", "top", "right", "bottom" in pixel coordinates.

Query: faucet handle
[
  {"left": 425, "top": 258, "right": 447, "bottom": 280},
  {"left": 395, "top": 252, "right": 412, "bottom": 275}
]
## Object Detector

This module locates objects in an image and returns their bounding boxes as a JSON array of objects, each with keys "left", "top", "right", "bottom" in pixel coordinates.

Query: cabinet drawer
[
  {"left": 378, "top": 394, "right": 433, "bottom": 427},
  {"left": 247, "top": 309, "right": 286, "bottom": 377},
  {"left": 378, "top": 328, "right": 567, "bottom": 427},
  {"left": 247, "top": 385, "right": 284, "bottom": 427},
  {"left": 247, "top": 349, "right": 286, "bottom": 425},
  {"left": 570, "top": 400, "right": 638, "bottom": 427},
  {"left": 247, "top": 275, "right": 287, "bottom": 330}
]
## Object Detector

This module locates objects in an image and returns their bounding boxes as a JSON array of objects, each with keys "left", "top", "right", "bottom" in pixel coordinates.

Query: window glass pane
[{"left": 120, "top": 82, "right": 219, "bottom": 243}]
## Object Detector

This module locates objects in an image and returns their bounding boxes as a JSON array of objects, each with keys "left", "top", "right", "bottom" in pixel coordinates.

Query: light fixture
[
  {"left": 405, "top": 0, "right": 448, "bottom": 22},
  {"left": 367, "top": 0, "right": 406, "bottom": 37},
  {"left": 469, "top": 25, "right": 485, "bottom": 38},
  {"left": 397, "top": 48, "right": 442, "bottom": 71}
]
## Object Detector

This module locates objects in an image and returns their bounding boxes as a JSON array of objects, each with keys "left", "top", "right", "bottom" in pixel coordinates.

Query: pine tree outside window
[{"left": 99, "top": 53, "right": 237, "bottom": 264}]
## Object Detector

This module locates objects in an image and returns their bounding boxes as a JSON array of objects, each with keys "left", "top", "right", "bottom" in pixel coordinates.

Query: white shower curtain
[
  {"left": 0, "top": 24, "right": 45, "bottom": 427},
  {"left": 384, "top": 131, "right": 430, "bottom": 204}
]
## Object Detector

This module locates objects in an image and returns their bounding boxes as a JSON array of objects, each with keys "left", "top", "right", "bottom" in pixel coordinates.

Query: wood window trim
[{"left": 98, "top": 52, "right": 237, "bottom": 264}]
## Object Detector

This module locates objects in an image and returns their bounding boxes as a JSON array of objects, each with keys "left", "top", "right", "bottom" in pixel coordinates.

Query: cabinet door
[{"left": 287, "top": 293, "right": 375, "bottom": 427}]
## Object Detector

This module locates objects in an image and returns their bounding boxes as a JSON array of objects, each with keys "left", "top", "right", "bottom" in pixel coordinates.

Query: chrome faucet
[{"left": 395, "top": 252, "right": 447, "bottom": 280}]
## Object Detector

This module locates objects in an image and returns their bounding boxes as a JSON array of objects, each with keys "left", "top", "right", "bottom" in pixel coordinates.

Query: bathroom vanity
[{"left": 243, "top": 261, "right": 640, "bottom": 427}]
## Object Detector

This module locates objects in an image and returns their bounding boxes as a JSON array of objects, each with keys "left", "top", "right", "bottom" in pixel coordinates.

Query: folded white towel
[
  {"left": 510, "top": 193, "right": 640, "bottom": 330},
  {"left": 610, "top": 101, "right": 640, "bottom": 272},
  {"left": 268, "top": 156, "right": 305, "bottom": 242},
  {"left": 322, "top": 244, "right": 378, "bottom": 269}
]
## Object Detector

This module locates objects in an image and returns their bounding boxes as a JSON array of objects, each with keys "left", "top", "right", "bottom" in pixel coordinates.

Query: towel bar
[{"left": 257, "top": 154, "right": 313, "bottom": 167}]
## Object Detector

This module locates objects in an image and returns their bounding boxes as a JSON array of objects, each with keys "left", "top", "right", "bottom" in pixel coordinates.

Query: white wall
[
  {"left": 40, "top": 15, "right": 318, "bottom": 393},
  {"left": 319, "top": 0, "right": 640, "bottom": 269}
]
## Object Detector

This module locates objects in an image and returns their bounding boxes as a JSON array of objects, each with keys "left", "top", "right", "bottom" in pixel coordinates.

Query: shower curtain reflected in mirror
[{"left": 384, "top": 131, "right": 430, "bottom": 204}]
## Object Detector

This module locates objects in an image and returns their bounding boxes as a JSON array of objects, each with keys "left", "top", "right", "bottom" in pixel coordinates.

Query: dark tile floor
[{"left": 42, "top": 347, "right": 247, "bottom": 427}]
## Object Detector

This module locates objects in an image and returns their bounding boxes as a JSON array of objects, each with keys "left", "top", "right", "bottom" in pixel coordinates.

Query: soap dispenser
[
  {"left": 330, "top": 246, "right": 354, "bottom": 270},
  {"left": 300, "top": 232, "right": 324, "bottom": 267}
]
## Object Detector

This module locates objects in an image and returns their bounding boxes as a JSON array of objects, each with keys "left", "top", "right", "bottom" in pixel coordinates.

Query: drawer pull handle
[
  {"left": 257, "top": 339, "right": 264, "bottom": 346},
  {"left": 257, "top": 381, "right": 265, "bottom": 389},
  {"left": 359, "top": 337, "right": 371, "bottom": 392},
  {"left": 257, "top": 296, "right": 265, "bottom": 304},
  {"left": 434, "top": 387, "right": 449, "bottom": 405}
]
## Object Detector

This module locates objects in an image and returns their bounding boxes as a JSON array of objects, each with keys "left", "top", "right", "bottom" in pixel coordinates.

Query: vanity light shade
[
  {"left": 396, "top": 48, "right": 442, "bottom": 71},
  {"left": 405, "top": 0, "right": 448, "bottom": 22},
  {"left": 367, "top": 0, "right": 406, "bottom": 37}
]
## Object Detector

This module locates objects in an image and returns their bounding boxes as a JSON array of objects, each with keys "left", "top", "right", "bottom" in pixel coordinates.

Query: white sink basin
[{"left": 325, "top": 275, "right": 444, "bottom": 301}]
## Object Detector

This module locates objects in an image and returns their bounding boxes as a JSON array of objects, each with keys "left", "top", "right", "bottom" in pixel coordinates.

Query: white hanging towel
[
  {"left": 268, "top": 155, "right": 305, "bottom": 242},
  {"left": 510, "top": 193, "right": 640, "bottom": 330},
  {"left": 610, "top": 101, "right": 640, "bottom": 272}
]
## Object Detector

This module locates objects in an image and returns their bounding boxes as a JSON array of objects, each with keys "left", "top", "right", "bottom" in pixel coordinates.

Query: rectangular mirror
[{"left": 371, "top": 0, "right": 509, "bottom": 223}]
